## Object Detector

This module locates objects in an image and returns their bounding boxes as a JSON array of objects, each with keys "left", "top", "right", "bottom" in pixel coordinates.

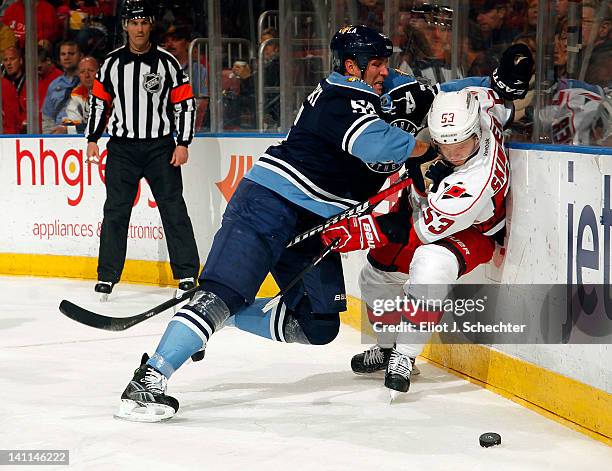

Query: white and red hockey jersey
[
  {"left": 411, "top": 87, "right": 511, "bottom": 244},
  {"left": 541, "top": 87, "right": 604, "bottom": 145}
]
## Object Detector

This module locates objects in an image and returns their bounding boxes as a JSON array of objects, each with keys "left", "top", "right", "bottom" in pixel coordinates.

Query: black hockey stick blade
[{"left": 59, "top": 284, "right": 204, "bottom": 331}]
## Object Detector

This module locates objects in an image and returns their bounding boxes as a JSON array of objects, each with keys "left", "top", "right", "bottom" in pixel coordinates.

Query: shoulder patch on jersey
[{"left": 440, "top": 182, "right": 472, "bottom": 199}]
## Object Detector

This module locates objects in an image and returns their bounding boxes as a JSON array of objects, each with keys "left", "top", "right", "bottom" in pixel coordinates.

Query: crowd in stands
[
  {"left": 0, "top": 0, "right": 609, "bottom": 145},
  {"left": 389, "top": 0, "right": 611, "bottom": 145}
]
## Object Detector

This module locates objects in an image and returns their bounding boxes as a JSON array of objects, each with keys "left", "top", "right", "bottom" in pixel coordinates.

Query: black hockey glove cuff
[
  {"left": 376, "top": 211, "right": 412, "bottom": 244},
  {"left": 406, "top": 145, "right": 438, "bottom": 195},
  {"left": 425, "top": 160, "right": 454, "bottom": 193}
]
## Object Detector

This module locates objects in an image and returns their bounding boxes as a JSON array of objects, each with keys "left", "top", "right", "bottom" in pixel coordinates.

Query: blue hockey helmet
[
  {"left": 330, "top": 25, "right": 393, "bottom": 75},
  {"left": 122, "top": 0, "right": 156, "bottom": 27}
]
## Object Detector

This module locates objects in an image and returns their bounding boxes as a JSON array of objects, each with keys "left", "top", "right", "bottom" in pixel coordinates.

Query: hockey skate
[
  {"left": 385, "top": 348, "right": 413, "bottom": 403},
  {"left": 94, "top": 281, "right": 114, "bottom": 302},
  {"left": 175, "top": 277, "right": 196, "bottom": 298},
  {"left": 190, "top": 346, "right": 205, "bottom": 362},
  {"left": 351, "top": 345, "right": 419, "bottom": 376},
  {"left": 115, "top": 353, "right": 179, "bottom": 422}
]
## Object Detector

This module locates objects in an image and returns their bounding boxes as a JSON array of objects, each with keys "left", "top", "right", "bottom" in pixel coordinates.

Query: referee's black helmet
[{"left": 122, "top": 0, "right": 156, "bottom": 27}]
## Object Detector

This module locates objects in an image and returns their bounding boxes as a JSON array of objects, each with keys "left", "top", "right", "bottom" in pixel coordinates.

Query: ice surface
[{"left": 1, "top": 276, "right": 610, "bottom": 470}]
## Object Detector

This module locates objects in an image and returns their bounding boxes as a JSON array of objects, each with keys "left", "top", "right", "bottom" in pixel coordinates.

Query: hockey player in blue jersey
[{"left": 116, "top": 25, "right": 437, "bottom": 422}]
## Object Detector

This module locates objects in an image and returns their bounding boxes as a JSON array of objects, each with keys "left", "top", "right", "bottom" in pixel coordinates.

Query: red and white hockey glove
[{"left": 321, "top": 214, "right": 389, "bottom": 253}]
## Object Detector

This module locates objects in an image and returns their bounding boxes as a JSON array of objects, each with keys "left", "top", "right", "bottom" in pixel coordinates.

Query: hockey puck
[{"left": 479, "top": 432, "right": 502, "bottom": 448}]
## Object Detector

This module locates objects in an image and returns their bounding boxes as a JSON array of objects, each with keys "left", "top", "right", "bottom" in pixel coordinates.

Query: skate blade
[
  {"left": 352, "top": 370, "right": 386, "bottom": 377},
  {"left": 114, "top": 399, "right": 176, "bottom": 423},
  {"left": 99, "top": 293, "right": 109, "bottom": 302},
  {"left": 412, "top": 364, "right": 421, "bottom": 376},
  {"left": 389, "top": 389, "right": 402, "bottom": 404}
]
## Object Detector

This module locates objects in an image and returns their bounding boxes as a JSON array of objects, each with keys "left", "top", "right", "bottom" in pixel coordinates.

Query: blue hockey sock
[
  {"left": 147, "top": 320, "right": 203, "bottom": 378},
  {"left": 233, "top": 298, "right": 288, "bottom": 342}
]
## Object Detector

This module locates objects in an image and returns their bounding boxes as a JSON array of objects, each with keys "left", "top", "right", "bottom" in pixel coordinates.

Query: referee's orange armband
[
  {"left": 92, "top": 79, "right": 111, "bottom": 106},
  {"left": 171, "top": 83, "right": 195, "bottom": 104}
]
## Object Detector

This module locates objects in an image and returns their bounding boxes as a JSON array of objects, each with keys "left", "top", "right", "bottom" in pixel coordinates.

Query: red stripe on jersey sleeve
[{"left": 171, "top": 83, "right": 194, "bottom": 103}]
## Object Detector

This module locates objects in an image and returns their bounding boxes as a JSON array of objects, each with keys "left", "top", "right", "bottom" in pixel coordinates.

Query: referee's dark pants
[{"left": 98, "top": 136, "right": 200, "bottom": 284}]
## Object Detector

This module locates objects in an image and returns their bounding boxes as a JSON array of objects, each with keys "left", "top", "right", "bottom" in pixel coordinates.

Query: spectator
[
  {"left": 469, "top": 0, "right": 517, "bottom": 56},
  {"left": 525, "top": 0, "right": 539, "bottom": 33},
  {"left": 554, "top": 17, "right": 569, "bottom": 80},
  {"left": 402, "top": 4, "right": 455, "bottom": 84},
  {"left": 222, "top": 60, "right": 254, "bottom": 129},
  {"left": 397, "top": 22, "right": 432, "bottom": 76},
  {"left": 357, "top": 0, "right": 384, "bottom": 31},
  {"left": 2, "top": 45, "right": 24, "bottom": 125},
  {"left": 37, "top": 44, "right": 62, "bottom": 104},
  {"left": 503, "top": 0, "right": 528, "bottom": 32},
  {"left": 1, "top": 75, "right": 20, "bottom": 133},
  {"left": 582, "top": 1, "right": 612, "bottom": 50},
  {"left": 52, "top": 55, "right": 98, "bottom": 134},
  {"left": 31, "top": 44, "right": 62, "bottom": 130},
  {"left": 1, "top": 0, "right": 59, "bottom": 49},
  {"left": 466, "top": 51, "right": 499, "bottom": 76},
  {"left": 585, "top": 50, "right": 612, "bottom": 88},
  {"left": 68, "top": 0, "right": 114, "bottom": 58},
  {"left": 42, "top": 40, "right": 81, "bottom": 133},
  {"left": 162, "top": 25, "right": 208, "bottom": 129},
  {"left": 556, "top": 0, "right": 569, "bottom": 21},
  {"left": 582, "top": 1, "right": 612, "bottom": 88},
  {"left": 259, "top": 26, "right": 279, "bottom": 129},
  {"left": 233, "top": 59, "right": 254, "bottom": 128},
  {"left": 2, "top": 45, "right": 23, "bottom": 93},
  {"left": 0, "top": 21, "right": 15, "bottom": 51}
]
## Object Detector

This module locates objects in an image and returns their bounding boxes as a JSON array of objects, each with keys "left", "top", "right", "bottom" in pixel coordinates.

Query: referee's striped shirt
[{"left": 86, "top": 45, "right": 196, "bottom": 146}]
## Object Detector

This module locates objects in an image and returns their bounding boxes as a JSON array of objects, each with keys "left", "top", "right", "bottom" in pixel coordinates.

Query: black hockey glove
[
  {"left": 406, "top": 145, "right": 438, "bottom": 194},
  {"left": 425, "top": 160, "right": 454, "bottom": 193},
  {"left": 490, "top": 43, "right": 534, "bottom": 101}
]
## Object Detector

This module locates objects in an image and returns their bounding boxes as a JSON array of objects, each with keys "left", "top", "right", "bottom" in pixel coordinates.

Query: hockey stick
[
  {"left": 264, "top": 171, "right": 415, "bottom": 310},
  {"left": 264, "top": 175, "right": 414, "bottom": 310},
  {"left": 286, "top": 171, "right": 412, "bottom": 248},
  {"left": 60, "top": 174, "right": 413, "bottom": 330},
  {"left": 262, "top": 238, "right": 340, "bottom": 312},
  {"left": 59, "top": 284, "right": 203, "bottom": 331}
]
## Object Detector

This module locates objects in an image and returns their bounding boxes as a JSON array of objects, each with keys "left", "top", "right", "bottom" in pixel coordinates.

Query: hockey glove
[
  {"left": 321, "top": 214, "right": 389, "bottom": 253},
  {"left": 425, "top": 160, "right": 455, "bottom": 193},
  {"left": 406, "top": 145, "right": 439, "bottom": 195}
]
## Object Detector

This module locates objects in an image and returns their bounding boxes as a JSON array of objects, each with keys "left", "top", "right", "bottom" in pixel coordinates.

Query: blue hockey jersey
[{"left": 245, "top": 72, "right": 417, "bottom": 218}]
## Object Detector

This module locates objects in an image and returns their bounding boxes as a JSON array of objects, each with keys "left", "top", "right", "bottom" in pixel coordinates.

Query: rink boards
[{"left": 0, "top": 135, "right": 610, "bottom": 442}]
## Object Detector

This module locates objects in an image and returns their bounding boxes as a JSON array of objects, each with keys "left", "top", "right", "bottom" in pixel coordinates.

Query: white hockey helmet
[{"left": 428, "top": 89, "right": 482, "bottom": 145}]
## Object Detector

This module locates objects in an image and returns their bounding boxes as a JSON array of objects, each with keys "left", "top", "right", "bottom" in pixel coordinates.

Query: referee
[{"left": 85, "top": 0, "right": 199, "bottom": 300}]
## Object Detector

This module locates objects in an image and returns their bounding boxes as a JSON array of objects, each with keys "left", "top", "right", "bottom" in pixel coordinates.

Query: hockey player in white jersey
[
  {"left": 322, "top": 44, "right": 534, "bottom": 398},
  {"left": 541, "top": 83, "right": 612, "bottom": 146},
  {"left": 322, "top": 85, "right": 518, "bottom": 398}
]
